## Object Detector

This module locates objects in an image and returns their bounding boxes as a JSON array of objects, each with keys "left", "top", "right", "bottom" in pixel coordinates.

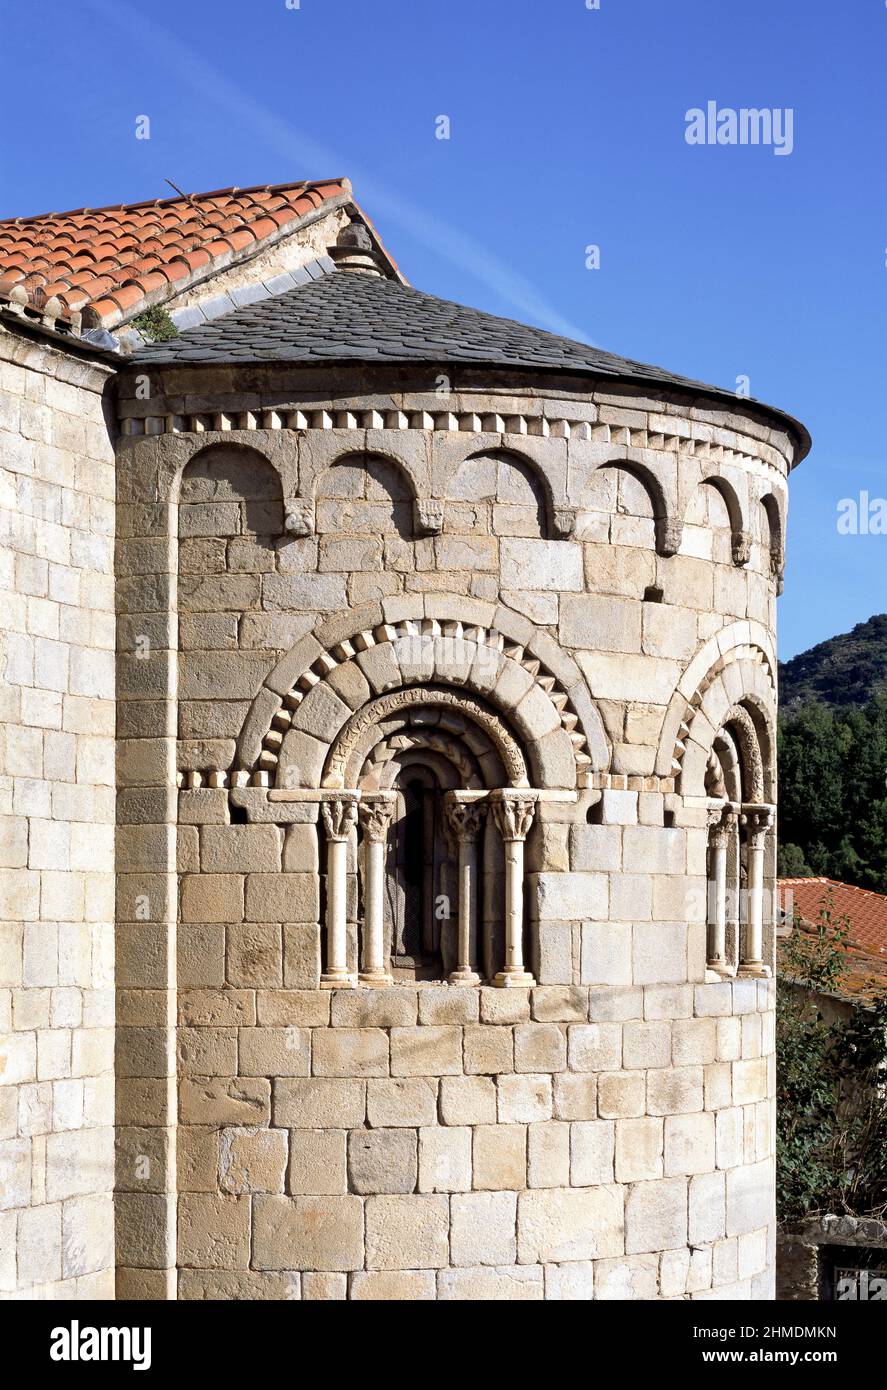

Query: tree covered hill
[
  {"left": 779, "top": 614, "right": 887, "bottom": 710},
  {"left": 778, "top": 617, "right": 887, "bottom": 892}
]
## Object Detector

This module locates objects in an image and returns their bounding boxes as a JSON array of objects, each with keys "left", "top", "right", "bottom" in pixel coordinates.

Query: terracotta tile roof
[
  {"left": 778, "top": 876, "right": 887, "bottom": 1001},
  {"left": 0, "top": 179, "right": 350, "bottom": 331}
]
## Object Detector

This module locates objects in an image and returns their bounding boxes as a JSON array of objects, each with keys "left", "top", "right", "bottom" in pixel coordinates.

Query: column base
[
  {"left": 320, "top": 971, "right": 357, "bottom": 990},
  {"left": 493, "top": 969, "right": 535, "bottom": 989},
  {"left": 737, "top": 963, "right": 771, "bottom": 979},
  {"left": 449, "top": 969, "right": 481, "bottom": 987},
  {"left": 358, "top": 971, "right": 393, "bottom": 988},
  {"left": 705, "top": 964, "right": 733, "bottom": 983}
]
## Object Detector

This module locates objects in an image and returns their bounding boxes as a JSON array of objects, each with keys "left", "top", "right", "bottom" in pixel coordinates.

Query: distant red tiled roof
[
  {"left": 0, "top": 179, "right": 350, "bottom": 331},
  {"left": 778, "top": 876, "right": 887, "bottom": 1001}
]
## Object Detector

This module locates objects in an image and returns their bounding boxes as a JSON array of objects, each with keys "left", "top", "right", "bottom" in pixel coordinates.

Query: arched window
[
  {"left": 704, "top": 706, "right": 774, "bottom": 978},
  {"left": 317, "top": 688, "right": 537, "bottom": 989}
]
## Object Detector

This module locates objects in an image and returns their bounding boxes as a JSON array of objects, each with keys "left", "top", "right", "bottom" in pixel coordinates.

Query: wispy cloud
[{"left": 84, "top": 0, "right": 595, "bottom": 343}]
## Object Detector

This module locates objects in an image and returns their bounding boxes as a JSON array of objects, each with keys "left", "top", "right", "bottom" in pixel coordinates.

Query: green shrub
[
  {"left": 777, "top": 895, "right": 887, "bottom": 1221},
  {"left": 130, "top": 306, "right": 179, "bottom": 342}
]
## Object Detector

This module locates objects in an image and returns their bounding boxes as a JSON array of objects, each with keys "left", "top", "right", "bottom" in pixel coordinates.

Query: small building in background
[{"left": 776, "top": 877, "right": 887, "bottom": 1301}]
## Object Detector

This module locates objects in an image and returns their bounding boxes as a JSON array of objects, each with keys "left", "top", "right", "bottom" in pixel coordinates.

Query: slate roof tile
[{"left": 131, "top": 271, "right": 799, "bottom": 441}]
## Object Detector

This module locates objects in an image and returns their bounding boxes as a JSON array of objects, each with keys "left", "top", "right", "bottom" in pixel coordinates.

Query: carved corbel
[
  {"left": 657, "top": 517, "right": 683, "bottom": 558},
  {"left": 552, "top": 505, "right": 577, "bottom": 539},
  {"left": 732, "top": 530, "right": 752, "bottom": 567},
  {"left": 415, "top": 498, "right": 444, "bottom": 535},
  {"left": 283, "top": 500, "right": 314, "bottom": 537}
]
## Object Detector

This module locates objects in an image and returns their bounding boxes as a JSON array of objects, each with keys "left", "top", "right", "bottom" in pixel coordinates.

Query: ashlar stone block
[
  {"left": 349, "top": 1128, "right": 418, "bottom": 1194},
  {"left": 624, "top": 1176, "right": 688, "bottom": 1255},
  {"left": 418, "top": 1126, "right": 472, "bottom": 1193},
  {"left": 518, "top": 1186, "right": 624, "bottom": 1262},
  {"left": 450, "top": 1192, "right": 517, "bottom": 1267},
  {"left": 253, "top": 1195, "right": 363, "bottom": 1272},
  {"left": 364, "top": 1194, "right": 450, "bottom": 1270}
]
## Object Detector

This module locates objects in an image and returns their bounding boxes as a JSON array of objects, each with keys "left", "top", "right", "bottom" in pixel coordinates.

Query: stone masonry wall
[
  {"left": 0, "top": 326, "right": 116, "bottom": 1298},
  {"left": 173, "top": 945, "right": 775, "bottom": 1300},
  {"left": 113, "top": 363, "right": 795, "bottom": 1298}
]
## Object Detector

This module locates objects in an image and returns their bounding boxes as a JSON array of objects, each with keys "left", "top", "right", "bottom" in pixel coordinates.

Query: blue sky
[{"left": 2, "top": 0, "right": 884, "bottom": 659}]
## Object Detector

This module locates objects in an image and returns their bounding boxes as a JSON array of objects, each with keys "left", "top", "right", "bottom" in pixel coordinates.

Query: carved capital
[
  {"left": 321, "top": 796, "right": 359, "bottom": 841},
  {"left": 444, "top": 797, "right": 486, "bottom": 843},
  {"left": 708, "top": 806, "right": 738, "bottom": 850},
  {"left": 284, "top": 500, "right": 314, "bottom": 537},
  {"left": 414, "top": 499, "right": 444, "bottom": 535},
  {"left": 358, "top": 797, "right": 395, "bottom": 843},
  {"left": 491, "top": 792, "right": 537, "bottom": 842},
  {"left": 741, "top": 804, "right": 775, "bottom": 846}
]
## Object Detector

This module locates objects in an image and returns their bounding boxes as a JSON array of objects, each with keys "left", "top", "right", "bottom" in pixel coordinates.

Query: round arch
[
  {"left": 300, "top": 438, "right": 425, "bottom": 506},
  {"left": 591, "top": 459, "right": 681, "bottom": 556},
  {"left": 447, "top": 446, "right": 556, "bottom": 538},
  {"left": 655, "top": 620, "right": 777, "bottom": 782},
  {"left": 760, "top": 492, "right": 785, "bottom": 580},
  {"left": 235, "top": 596, "right": 610, "bottom": 790},
  {"left": 324, "top": 685, "right": 528, "bottom": 789},
  {"left": 684, "top": 474, "right": 751, "bottom": 567},
  {"left": 668, "top": 665, "right": 776, "bottom": 801}
]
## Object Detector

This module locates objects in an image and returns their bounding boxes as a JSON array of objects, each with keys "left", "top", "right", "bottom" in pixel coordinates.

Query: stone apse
[{"left": 113, "top": 354, "right": 802, "bottom": 1300}]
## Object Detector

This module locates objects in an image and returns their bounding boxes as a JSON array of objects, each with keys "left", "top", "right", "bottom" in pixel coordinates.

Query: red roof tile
[
  {"left": 778, "top": 877, "right": 887, "bottom": 1001},
  {"left": 0, "top": 178, "right": 350, "bottom": 329}
]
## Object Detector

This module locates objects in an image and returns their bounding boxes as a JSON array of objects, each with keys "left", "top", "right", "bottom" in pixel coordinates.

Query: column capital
[
  {"left": 321, "top": 796, "right": 359, "bottom": 842},
  {"left": 358, "top": 795, "right": 395, "bottom": 844},
  {"left": 708, "top": 804, "right": 739, "bottom": 848},
  {"left": 444, "top": 795, "right": 486, "bottom": 843},
  {"left": 740, "top": 804, "right": 775, "bottom": 844},
  {"left": 490, "top": 789, "right": 537, "bottom": 843}
]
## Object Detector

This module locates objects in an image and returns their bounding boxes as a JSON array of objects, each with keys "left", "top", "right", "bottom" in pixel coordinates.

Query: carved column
[
  {"left": 320, "top": 796, "right": 359, "bottom": 988},
  {"left": 739, "top": 805, "right": 775, "bottom": 977},
  {"left": 707, "top": 805, "right": 737, "bottom": 974},
  {"left": 444, "top": 796, "right": 486, "bottom": 986},
  {"left": 491, "top": 791, "right": 537, "bottom": 988},
  {"left": 358, "top": 796, "right": 395, "bottom": 987}
]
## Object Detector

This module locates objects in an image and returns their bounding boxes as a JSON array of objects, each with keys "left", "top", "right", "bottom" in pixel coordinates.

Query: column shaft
[
  {"left": 321, "top": 798, "right": 358, "bottom": 988},
  {"left": 491, "top": 792, "right": 536, "bottom": 988},
  {"left": 707, "top": 806, "right": 736, "bottom": 975},
  {"left": 445, "top": 795, "right": 484, "bottom": 985},
  {"left": 359, "top": 797, "right": 394, "bottom": 986},
  {"left": 739, "top": 807, "right": 774, "bottom": 977},
  {"left": 709, "top": 835, "right": 728, "bottom": 968}
]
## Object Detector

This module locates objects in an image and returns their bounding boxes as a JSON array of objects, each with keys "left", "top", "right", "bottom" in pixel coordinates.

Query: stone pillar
[
  {"left": 358, "top": 795, "right": 395, "bottom": 987},
  {"left": 321, "top": 796, "right": 359, "bottom": 988},
  {"left": 707, "top": 805, "right": 735, "bottom": 974},
  {"left": 444, "top": 796, "right": 486, "bottom": 986},
  {"left": 490, "top": 791, "right": 537, "bottom": 988},
  {"left": 739, "top": 805, "right": 775, "bottom": 977}
]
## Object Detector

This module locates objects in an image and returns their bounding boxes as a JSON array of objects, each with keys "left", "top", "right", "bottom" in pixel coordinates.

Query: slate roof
[
  {"left": 130, "top": 270, "right": 719, "bottom": 379},
  {"left": 131, "top": 270, "right": 809, "bottom": 453},
  {"left": 0, "top": 179, "right": 350, "bottom": 328}
]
